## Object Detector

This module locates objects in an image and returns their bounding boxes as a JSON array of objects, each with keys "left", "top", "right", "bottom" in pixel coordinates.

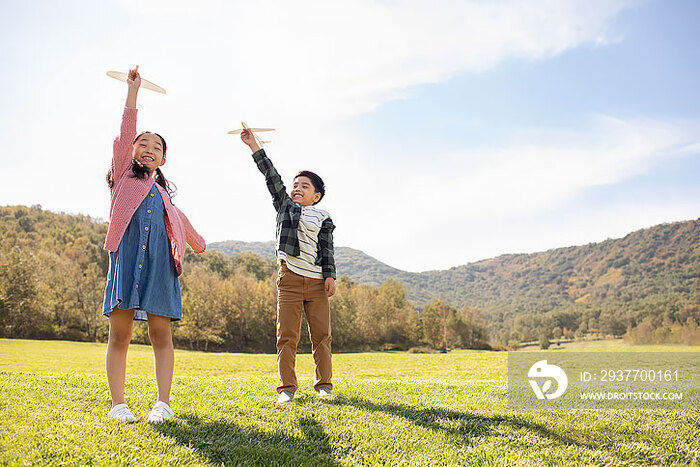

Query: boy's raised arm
[{"left": 241, "top": 130, "right": 289, "bottom": 211}]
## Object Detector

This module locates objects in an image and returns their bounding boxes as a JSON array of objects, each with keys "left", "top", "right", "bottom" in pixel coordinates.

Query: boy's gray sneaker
[
  {"left": 277, "top": 390, "right": 294, "bottom": 404},
  {"left": 317, "top": 387, "right": 335, "bottom": 398}
]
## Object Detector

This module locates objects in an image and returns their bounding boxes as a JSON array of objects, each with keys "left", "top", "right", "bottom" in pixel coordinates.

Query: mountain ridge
[
  {"left": 208, "top": 218, "right": 699, "bottom": 289},
  {"left": 208, "top": 219, "right": 700, "bottom": 342},
  {"left": 1, "top": 205, "right": 696, "bottom": 344}
]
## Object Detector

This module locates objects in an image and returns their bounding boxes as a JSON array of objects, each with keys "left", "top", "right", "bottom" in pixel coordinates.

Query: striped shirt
[
  {"left": 278, "top": 205, "right": 330, "bottom": 279},
  {"left": 252, "top": 149, "right": 336, "bottom": 279}
]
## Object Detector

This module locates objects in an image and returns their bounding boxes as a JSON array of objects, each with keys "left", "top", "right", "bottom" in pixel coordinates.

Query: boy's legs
[
  {"left": 304, "top": 278, "right": 333, "bottom": 392},
  {"left": 106, "top": 308, "right": 135, "bottom": 406},
  {"left": 276, "top": 262, "right": 304, "bottom": 394},
  {"left": 147, "top": 313, "right": 174, "bottom": 405}
]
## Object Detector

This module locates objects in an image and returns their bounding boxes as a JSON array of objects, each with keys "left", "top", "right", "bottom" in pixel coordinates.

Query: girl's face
[{"left": 132, "top": 133, "right": 165, "bottom": 174}]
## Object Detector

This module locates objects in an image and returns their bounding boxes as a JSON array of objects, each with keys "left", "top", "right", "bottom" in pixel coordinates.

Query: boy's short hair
[{"left": 295, "top": 170, "right": 325, "bottom": 204}]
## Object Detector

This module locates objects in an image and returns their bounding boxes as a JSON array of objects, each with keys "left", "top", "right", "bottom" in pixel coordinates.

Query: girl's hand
[
  {"left": 127, "top": 67, "right": 141, "bottom": 89},
  {"left": 241, "top": 129, "right": 260, "bottom": 152},
  {"left": 125, "top": 66, "right": 140, "bottom": 109},
  {"left": 325, "top": 278, "right": 336, "bottom": 297}
]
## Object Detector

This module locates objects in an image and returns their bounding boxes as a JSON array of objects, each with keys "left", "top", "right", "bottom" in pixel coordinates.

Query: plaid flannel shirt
[{"left": 252, "top": 149, "right": 336, "bottom": 279}]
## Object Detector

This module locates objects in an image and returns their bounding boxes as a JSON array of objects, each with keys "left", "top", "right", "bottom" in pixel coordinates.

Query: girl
[{"left": 103, "top": 68, "right": 205, "bottom": 423}]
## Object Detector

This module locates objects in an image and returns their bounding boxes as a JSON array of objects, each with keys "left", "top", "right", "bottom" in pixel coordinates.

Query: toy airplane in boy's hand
[
  {"left": 106, "top": 65, "right": 166, "bottom": 94},
  {"left": 228, "top": 122, "right": 275, "bottom": 146}
]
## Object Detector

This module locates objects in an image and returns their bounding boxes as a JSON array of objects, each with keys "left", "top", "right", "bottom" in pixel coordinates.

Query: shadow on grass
[
  {"left": 154, "top": 413, "right": 341, "bottom": 467},
  {"left": 325, "top": 395, "right": 588, "bottom": 448},
  {"left": 154, "top": 397, "right": 593, "bottom": 466}
]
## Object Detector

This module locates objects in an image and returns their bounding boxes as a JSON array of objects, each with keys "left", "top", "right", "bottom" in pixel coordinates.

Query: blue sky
[{"left": 0, "top": 0, "right": 698, "bottom": 271}]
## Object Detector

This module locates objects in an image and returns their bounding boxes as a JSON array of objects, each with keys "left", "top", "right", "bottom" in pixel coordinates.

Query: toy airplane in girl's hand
[
  {"left": 228, "top": 122, "right": 275, "bottom": 146},
  {"left": 106, "top": 65, "right": 166, "bottom": 94}
]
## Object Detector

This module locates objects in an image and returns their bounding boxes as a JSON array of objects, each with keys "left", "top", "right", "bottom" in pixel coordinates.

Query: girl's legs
[
  {"left": 147, "top": 313, "right": 174, "bottom": 405},
  {"left": 106, "top": 308, "right": 135, "bottom": 407}
]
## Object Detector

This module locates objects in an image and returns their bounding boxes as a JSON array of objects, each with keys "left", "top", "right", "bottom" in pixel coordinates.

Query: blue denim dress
[{"left": 103, "top": 184, "right": 182, "bottom": 321}]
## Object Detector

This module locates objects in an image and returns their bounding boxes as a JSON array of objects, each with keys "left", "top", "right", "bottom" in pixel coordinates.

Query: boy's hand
[
  {"left": 325, "top": 278, "right": 335, "bottom": 297},
  {"left": 241, "top": 129, "right": 261, "bottom": 153}
]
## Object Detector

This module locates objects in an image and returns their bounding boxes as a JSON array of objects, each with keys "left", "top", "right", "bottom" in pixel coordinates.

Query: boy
[{"left": 241, "top": 130, "right": 336, "bottom": 404}]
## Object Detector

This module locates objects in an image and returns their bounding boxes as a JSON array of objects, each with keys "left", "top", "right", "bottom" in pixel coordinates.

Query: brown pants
[{"left": 276, "top": 261, "right": 332, "bottom": 394}]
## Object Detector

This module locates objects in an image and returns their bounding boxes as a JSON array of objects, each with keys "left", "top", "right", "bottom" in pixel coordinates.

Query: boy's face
[{"left": 291, "top": 176, "right": 321, "bottom": 206}]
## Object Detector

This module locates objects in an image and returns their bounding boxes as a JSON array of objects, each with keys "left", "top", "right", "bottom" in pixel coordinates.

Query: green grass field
[{"left": 1, "top": 339, "right": 698, "bottom": 466}]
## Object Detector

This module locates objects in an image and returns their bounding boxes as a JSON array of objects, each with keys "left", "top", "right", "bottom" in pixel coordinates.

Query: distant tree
[
  {"left": 404, "top": 307, "right": 422, "bottom": 346},
  {"left": 330, "top": 275, "right": 360, "bottom": 349},
  {"left": 0, "top": 248, "right": 42, "bottom": 338},
  {"left": 552, "top": 326, "right": 563, "bottom": 345},
  {"left": 177, "top": 266, "right": 226, "bottom": 351},
  {"left": 453, "top": 306, "right": 489, "bottom": 349},
  {"left": 599, "top": 313, "right": 626, "bottom": 337},
  {"left": 223, "top": 273, "right": 276, "bottom": 352},
  {"left": 72, "top": 263, "right": 107, "bottom": 341},
  {"left": 205, "top": 250, "right": 236, "bottom": 279},
  {"left": 64, "top": 239, "right": 108, "bottom": 341},
  {"left": 375, "top": 278, "right": 413, "bottom": 346},
  {"left": 234, "top": 251, "right": 276, "bottom": 282},
  {"left": 421, "top": 298, "right": 456, "bottom": 350},
  {"left": 681, "top": 318, "right": 700, "bottom": 345},
  {"left": 354, "top": 285, "right": 381, "bottom": 346}
]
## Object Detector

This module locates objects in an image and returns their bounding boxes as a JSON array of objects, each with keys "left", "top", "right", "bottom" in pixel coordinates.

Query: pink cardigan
[{"left": 104, "top": 107, "right": 205, "bottom": 275}]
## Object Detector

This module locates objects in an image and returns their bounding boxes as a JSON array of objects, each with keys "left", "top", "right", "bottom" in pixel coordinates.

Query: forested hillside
[
  {"left": 1, "top": 205, "right": 697, "bottom": 349},
  {"left": 0, "top": 205, "right": 487, "bottom": 351},
  {"left": 411, "top": 219, "right": 699, "bottom": 344},
  {"left": 212, "top": 220, "right": 700, "bottom": 345}
]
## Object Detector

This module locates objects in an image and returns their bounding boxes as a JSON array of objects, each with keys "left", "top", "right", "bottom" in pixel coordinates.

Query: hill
[
  {"left": 209, "top": 219, "right": 700, "bottom": 342},
  {"left": 210, "top": 220, "right": 699, "bottom": 307},
  {"left": 2, "top": 204, "right": 697, "bottom": 346}
]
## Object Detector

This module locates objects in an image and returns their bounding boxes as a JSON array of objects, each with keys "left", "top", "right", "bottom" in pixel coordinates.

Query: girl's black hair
[
  {"left": 106, "top": 131, "right": 176, "bottom": 198},
  {"left": 295, "top": 170, "right": 325, "bottom": 204}
]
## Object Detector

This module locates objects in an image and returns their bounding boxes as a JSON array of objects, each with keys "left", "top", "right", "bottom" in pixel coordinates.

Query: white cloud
[
  {"left": 337, "top": 115, "right": 700, "bottom": 270},
  {"left": 109, "top": 0, "right": 636, "bottom": 121}
]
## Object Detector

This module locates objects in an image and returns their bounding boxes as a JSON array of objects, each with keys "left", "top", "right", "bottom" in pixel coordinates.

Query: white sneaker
[
  {"left": 147, "top": 401, "right": 174, "bottom": 423},
  {"left": 108, "top": 403, "right": 136, "bottom": 423},
  {"left": 277, "top": 390, "right": 294, "bottom": 404},
  {"left": 317, "top": 387, "right": 335, "bottom": 398}
]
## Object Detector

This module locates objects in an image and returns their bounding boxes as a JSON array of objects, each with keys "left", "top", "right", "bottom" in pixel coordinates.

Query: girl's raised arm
[
  {"left": 112, "top": 68, "right": 141, "bottom": 181},
  {"left": 125, "top": 68, "right": 140, "bottom": 109}
]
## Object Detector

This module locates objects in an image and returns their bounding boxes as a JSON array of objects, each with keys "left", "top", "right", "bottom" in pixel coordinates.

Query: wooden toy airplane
[
  {"left": 106, "top": 65, "right": 166, "bottom": 94},
  {"left": 228, "top": 122, "right": 275, "bottom": 146}
]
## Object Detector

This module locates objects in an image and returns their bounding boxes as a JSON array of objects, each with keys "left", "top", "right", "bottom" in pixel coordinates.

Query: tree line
[
  {"left": 1, "top": 205, "right": 697, "bottom": 350},
  {"left": 0, "top": 205, "right": 489, "bottom": 352},
  {"left": 214, "top": 220, "right": 700, "bottom": 348}
]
